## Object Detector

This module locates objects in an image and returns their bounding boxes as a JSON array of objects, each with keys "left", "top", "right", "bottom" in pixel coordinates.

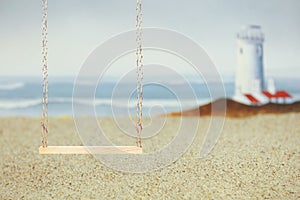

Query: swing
[{"left": 39, "top": 0, "right": 143, "bottom": 154}]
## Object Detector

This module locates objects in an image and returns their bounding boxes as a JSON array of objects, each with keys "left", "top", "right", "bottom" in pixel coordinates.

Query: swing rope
[
  {"left": 135, "top": 0, "right": 143, "bottom": 148},
  {"left": 40, "top": 0, "right": 144, "bottom": 148},
  {"left": 41, "top": 0, "right": 49, "bottom": 148}
]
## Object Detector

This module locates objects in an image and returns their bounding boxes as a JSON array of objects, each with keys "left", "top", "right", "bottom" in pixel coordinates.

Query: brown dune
[{"left": 168, "top": 99, "right": 300, "bottom": 117}]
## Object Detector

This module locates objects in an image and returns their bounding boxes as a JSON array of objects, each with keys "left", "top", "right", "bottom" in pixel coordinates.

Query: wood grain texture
[{"left": 39, "top": 146, "right": 142, "bottom": 154}]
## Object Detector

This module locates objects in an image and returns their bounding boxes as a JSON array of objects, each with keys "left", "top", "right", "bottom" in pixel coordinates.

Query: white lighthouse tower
[
  {"left": 235, "top": 25, "right": 264, "bottom": 94},
  {"left": 234, "top": 25, "right": 267, "bottom": 104},
  {"left": 233, "top": 25, "right": 292, "bottom": 105}
]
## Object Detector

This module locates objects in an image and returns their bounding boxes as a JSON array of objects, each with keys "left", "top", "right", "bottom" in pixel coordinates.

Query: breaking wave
[{"left": 0, "top": 82, "right": 24, "bottom": 90}]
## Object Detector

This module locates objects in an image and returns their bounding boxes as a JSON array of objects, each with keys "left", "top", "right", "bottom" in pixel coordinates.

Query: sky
[{"left": 0, "top": 0, "right": 300, "bottom": 79}]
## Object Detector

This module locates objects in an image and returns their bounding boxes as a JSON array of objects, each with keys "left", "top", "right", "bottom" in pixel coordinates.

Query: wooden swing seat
[{"left": 39, "top": 146, "right": 142, "bottom": 154}]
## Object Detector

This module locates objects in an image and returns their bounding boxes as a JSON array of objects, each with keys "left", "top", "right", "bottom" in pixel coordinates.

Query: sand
[{"left": 1, "top": 114, "right": 299, "bottom": 199}]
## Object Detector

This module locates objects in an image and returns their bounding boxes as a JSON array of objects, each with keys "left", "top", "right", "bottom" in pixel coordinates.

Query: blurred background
[{"left": 0, "top": 0, "right": 299, "bottom": 116}]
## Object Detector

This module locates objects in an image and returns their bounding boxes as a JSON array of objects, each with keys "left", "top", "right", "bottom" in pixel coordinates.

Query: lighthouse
[
  {"left": 233, "top": 25, "right": 292, "bottom": 105},
  {"left": 235, "top": 25, "right": 264, "bottom": 94}
]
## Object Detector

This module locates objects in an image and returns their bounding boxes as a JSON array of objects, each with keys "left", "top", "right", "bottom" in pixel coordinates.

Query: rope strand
[
  {"left": 41, "top": 0, "right": 49, "bottom": 147},
  {"left": 135, "top": 0, "right": 143, "bottom": 148}
]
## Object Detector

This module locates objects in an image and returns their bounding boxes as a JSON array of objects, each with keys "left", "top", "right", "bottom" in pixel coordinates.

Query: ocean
[{"left": 0, "top": 76, "right": 299, "bottom": 117}]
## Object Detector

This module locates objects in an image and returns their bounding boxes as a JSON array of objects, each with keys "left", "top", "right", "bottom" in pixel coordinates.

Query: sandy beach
[{"left": 1, "top": 113, "right": 299, "bottom": 199}]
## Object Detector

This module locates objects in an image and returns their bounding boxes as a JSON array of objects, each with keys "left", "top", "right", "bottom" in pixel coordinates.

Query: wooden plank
[{"left": 39, "top": 146, "right": 142, "bottom": 154}]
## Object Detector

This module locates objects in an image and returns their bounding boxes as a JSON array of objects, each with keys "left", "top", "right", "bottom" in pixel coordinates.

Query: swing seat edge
[{"left": 39, "top": 146, "right": 142, "bottom": 154}]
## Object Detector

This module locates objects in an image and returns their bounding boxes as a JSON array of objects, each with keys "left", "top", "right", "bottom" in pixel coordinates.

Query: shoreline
[{"left": 1, "top": 99, "right": 300, "bottom": 119}]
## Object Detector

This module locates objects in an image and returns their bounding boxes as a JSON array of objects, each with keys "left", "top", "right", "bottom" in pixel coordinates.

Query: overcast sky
[{"left": 0, "top": 0, "right": 299, "bottom": 78}]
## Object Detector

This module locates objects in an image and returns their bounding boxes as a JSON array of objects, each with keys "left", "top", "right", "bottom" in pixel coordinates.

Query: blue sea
[{"left": 0, "top": 76, "right": 299, "bottom": 117}]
